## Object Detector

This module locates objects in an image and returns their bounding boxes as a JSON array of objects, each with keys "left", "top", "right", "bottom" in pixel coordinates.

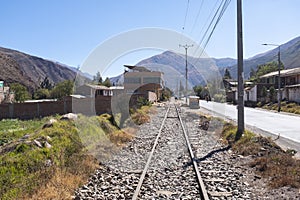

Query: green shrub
[{"left": 213, "top": 93, "right": 226, "bottom": 103}]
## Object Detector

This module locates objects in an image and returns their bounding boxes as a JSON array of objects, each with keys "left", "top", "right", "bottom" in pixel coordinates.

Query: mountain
[
  {"left": 0, "top": 47, "right": 76, "bottom": 92},
  {"left": 110, "top": 36, "right": 300, "bottom": 90},
  {"left": 136, "top": 51, "right": 235, "bottom": 91},
  {"left": 227, "top": 36, "right": 300, "bottom": 79},
  {"left": 110, "top": 51, "right": 236, "bottom": 90}
]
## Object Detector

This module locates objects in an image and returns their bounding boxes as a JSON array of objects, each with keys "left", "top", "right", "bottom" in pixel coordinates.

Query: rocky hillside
[
  {"left": 136, "top": 51, "right": 234, "bottom": 90},
  {"left": 0, "top": 47, "right": 76, "bottom": 92},
  {"left": 110, "top": 36, "right": 300, "bottom": 89},
  {"left": 110, "top": 51, "right": 236, "bottom": 90},
  {"left": 227, "top": 36, "right": 300, "bottom": 79}
]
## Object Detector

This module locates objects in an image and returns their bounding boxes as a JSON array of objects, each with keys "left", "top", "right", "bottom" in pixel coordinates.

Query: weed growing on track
[
  {"left": 130, "top": 106, "right": 151, "bottom": 125},
  {"left": 220, "top": 122, "right": 300, "bottom": 189}
]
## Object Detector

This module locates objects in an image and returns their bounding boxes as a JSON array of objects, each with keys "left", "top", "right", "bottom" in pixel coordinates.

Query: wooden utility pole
[{"left": 236, "top": 0, "right": 244, "bottom": 140}]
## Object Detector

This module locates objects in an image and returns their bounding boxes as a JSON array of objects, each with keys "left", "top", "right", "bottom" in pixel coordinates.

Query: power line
[
  {"left": 180, "top": 0, "right": 190, "bottom": 43},
  {"left": 199, "top": 0, "right": 231, "bottom": 56},
  {"left": 190, "top": 0, "right": 204, "bottom": 34},
  {"left": 192, "top": 0, "right": 231, "bottom": 60}
]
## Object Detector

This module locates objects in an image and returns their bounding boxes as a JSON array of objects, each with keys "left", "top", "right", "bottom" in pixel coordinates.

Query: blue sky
[{"left": 1, "top": 0, "right": 300, "bottom": 77}]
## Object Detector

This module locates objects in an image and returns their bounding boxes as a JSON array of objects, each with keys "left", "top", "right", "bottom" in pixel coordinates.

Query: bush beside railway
[
  {"left": 220, "top": 122, "right": 300, "bottom": 189},
  {"left": 0, "top": 105, "right": 153, "bottom": 199}
]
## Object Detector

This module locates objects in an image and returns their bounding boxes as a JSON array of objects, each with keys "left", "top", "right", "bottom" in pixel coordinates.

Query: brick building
[{"left": 123, "top": 65, "right": 164, "bottom": 101}]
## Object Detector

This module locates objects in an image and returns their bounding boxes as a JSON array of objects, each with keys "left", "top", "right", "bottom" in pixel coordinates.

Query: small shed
[{"left": 189, "top": 96, "right": 200, "bottom": 109}]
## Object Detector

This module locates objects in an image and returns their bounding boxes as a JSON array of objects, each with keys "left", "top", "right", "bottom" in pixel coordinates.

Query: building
[
  {"left": 259, "top": 67, "right": 300, "bottom": 103},
  {"left": 224, "top": 79, "right": 256, "bottom": 103},
  {"left": 0, "top": 81, "right": 14, "bottom": 104},
  {"left": 75, "top": 84, "right": 113, "bottom": 97},
  {"left": 123, "top": 65, "right": 164, "bottom": 101}
]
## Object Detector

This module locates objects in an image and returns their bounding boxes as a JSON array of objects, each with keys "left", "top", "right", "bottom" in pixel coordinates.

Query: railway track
[
  {"left": 74, "top": 102, "right": 253, "bottom": 199},
  {"left": 132, "top": 103, "right": 209, "bottom": 199}
]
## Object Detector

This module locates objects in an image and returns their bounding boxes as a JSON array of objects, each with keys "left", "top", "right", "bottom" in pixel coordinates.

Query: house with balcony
[{"left": 259, "top": 67, "right": 300, "bottom": 103}]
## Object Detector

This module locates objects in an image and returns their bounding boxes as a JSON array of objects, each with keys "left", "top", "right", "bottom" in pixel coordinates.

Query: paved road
[{"left": 199, "top": 100, "right": 300, "bottom": 144}]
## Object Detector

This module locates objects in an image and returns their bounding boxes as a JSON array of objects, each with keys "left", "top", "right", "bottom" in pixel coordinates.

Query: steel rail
[
  {"left": 175, "top": 104, "right": 210, "bottom": 200},
  {"left": 132, "top": 104, "right": 171, "bottom": 200}
]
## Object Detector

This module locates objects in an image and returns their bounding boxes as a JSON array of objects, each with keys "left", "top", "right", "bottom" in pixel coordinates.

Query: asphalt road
[{"left": 199, "top": 100, "right": 300, "bottom": 144}]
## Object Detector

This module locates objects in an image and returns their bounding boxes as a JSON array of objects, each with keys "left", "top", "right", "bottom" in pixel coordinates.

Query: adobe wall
[{"left": 0, "top": 96, "right": 112, "bottom": 120}]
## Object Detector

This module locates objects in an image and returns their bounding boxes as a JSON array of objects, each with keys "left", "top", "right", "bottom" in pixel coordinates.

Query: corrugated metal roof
[
  {"left": 85, "top": 84, "right": 110, "bottom": 89},
  {"left": 285, "top": 84, "right": 300, "bottom": 88},
  {"left": 260, "top": 67, "right": 300, "bottom": 78}
]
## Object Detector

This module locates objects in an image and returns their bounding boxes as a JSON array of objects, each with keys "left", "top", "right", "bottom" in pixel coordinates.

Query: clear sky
[{"left": 1, "top": 0, "right": 300, "bottom": 77}]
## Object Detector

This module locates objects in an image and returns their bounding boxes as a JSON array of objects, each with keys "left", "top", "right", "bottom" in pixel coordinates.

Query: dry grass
[
  {"left": 219, "top": 120, "right": 300, "bottom": 189},
  {"left": 262, "top": 101, "right": 300, "bottom": 115},
  {"left": 250, "top": 154, "right": 300, "bottom": 188},
  {"left": 131, "top": 106, "right": 151, "bottom": 125},
  {"left": 109, "top": 128, "right": 135, "bottom": 146},
  {"left": 24, "top": 155, "right": 98, "bottom": 200}
]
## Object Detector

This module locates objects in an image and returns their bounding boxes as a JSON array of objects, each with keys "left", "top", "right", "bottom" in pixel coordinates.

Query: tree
[
  {"left": 251, "top": 61, "right": 284, "bottom": 82},
  {"left": 34, "top": 88, "right": 50, "bottom": 99},
  {"left": 93, "top": 71, "right": 103, "bottom": 85},
  {"left": 10, "top": 83, "right": 30, "bottom": 102},
  {"left": 161, "top": 87, "right": 173, "bottom": 101},
  {"left": 269, "top": 86, "right": 276, "bottom": 103},
  {"left": 50, "top": 80, "right": 74, "bottom": 100},
  {"left": 249, "top": 68, "right": 256, "bottom": 80},
  {"left": 223, "top": 68, "right": 232, "bottom": 79},
  {"left": 260, "top": 86, "right": 268, "bottom": 103},
  {"left": 102, "top": 77, "right": 111, "bottom": 87},
  {"left": 193, "top": 85, "right": 203, "bottom": 97},
  {"left": 40, "top": 76, "right": 53, "bottom": 90}
]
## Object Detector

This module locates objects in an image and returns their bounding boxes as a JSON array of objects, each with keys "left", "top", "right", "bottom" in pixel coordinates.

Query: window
[{"left": 103, "top": 90, "right": 108, "bottom": 96}]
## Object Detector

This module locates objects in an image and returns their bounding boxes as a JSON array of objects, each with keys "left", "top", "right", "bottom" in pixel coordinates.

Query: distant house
[
  {"left": 123, "top": 65, "right": 164, "bottom": 101},
  {"left": 0, "top": 81, "right": 14, "bottom": 103},
  {"left": 224, "top": 79, "right": 256, "bottom": 103},
  {"left": 259, "top": 67, "right": 300, "bottom": 103},
  {"left": 75, "top": 84, "right": 113, "bottom": 97}
]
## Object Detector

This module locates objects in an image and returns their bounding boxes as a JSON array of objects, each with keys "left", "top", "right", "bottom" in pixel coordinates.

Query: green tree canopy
[
  {"left": 223, "top": 68, "right": 232, "bottom": 79},
  {"left": 10, "top": 83, "right": 30, "bottom": 102},
  {"left": 93, "top": 71, "right": 103, "bottom": 85},
  {"left": 34, "top": 88, "right": 50, "bottom": 99},
  {"left": 251, "top": 61, "right": 284, "bottom": 82},
  {"left": 102, "top": 77, "right": 112, "bottom": 87},
  {"left": 161, "top": 87, "right": 173, "bottom": 101},
  {"left": 50, "top": 80, "right": 74, "bottom": 100},
  {"left": 40, "top": 76, "right": 53, "bottom": 90},
  {"left": 193, "top": 85, "right": 203, "bottom": 97}
]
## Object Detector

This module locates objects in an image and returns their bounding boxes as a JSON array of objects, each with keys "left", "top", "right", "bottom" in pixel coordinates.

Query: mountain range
[
  {"left": 227, "top": 36, "right": 300, "bottom": 79},
  {"left": 112, "top": 36, "right": 300, "bottom": 90},
  {"left": 1, "top": 35, "right": 300, "bottom": 93},
  {"left": 0, "top": 47, "right": 76, "bottom": 93}
]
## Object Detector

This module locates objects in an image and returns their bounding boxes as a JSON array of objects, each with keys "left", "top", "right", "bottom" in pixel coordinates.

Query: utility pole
[
  {"left": 236, "top": 0, "right": 244, "bottom": 140},
  {"left": 179, "top": 44, "right": 193, "bottom": 103},
  {"left": 277, "top": 46, "right": 281, "bottom": 112}
]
